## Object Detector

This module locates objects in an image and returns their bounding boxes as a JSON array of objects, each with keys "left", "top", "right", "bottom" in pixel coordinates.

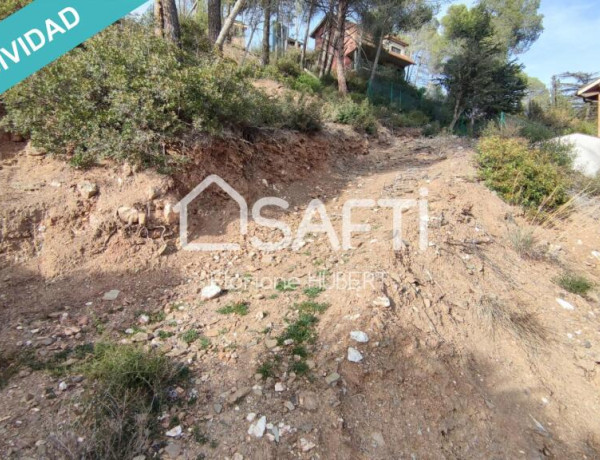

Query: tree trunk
[
  {"left": 335, "top": 0, "right": 349, "bottom": 95},
  {"left": 163, "top": 0, "right": 181, "bottom": 46},
  {"left": 154, "top": 0, "right": 165, "bottom": 38},
  {"left": 449, "top": 97, "right": 463, "bottom": 132},
  {"left": 300, "top": 0, "right": 315, "bottom": 69},
  {"left": 261, "top": 0, "right": 271, "bottom": 66},
  {"left": 208, "top": 0, "right": 222, "bottom": 43},
  {"left": 325, "top": 31, "right": 337, "bottom": 75},
  {"left": 215, "top": 0, "right": 246, "bottom": 51},
  {"left": 368, "top": 31, "right": 384, "bottom": 87},
  {"left": 241, "top": 21, "right": 258, "bottom": 66},
  {"left": 318, "top": 27, "right": 331, "bottom": 77}
]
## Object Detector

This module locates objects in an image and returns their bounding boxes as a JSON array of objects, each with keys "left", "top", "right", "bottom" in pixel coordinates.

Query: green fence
[{"left": 366, "top": 77, "right": 447, "bottom": 122}]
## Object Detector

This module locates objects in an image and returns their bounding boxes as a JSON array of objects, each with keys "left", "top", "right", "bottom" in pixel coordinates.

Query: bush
[
  {"left": 422, "top": 121, "right": 442, "bottom": 137},
  {"left": 334, "top": 99, "right": 378, "bottom": 134},
  {"left": 519, "top": 119, "right": 556, "bottom": 143},
  {"left": 2, "top": 21, "right": 320, "bottom": 168},
  {"left": 555, "top": 272, "right": 593, "bottom": 296},
  {"left": 477, "top": 136, "right": 570, "bottom": 210},
  {"left": 0, "top": 0, "right": 30, "bottom": 20},
  {"left": 275, "top": 52, "right": 302, "bottom": 78},
  {"left": 280, "top": 95, "right": 322, "bottom": 132},
  {"left": 81, "top": 343, "right": 189, "bottom": 459},
  {"left": 293, "top": 73, "right": 323, "bottom": 94}
]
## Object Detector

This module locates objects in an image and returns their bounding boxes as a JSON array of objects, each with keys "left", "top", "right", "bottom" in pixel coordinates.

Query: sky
[
  {"left": 518, "top": 0, "right": 599, "bottom": 86},
  {"left": 135, "top": 0, "right": 599, "bottom": 87}
]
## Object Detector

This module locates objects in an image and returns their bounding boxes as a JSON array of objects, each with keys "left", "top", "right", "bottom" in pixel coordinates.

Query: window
[{"left": 390, "top": 46, "right": 403, "bottom": 55}]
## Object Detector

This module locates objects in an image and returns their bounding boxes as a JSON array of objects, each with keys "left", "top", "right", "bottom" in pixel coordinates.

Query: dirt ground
[{"left": 1, "top": 126, "right": 600, "bottom": 459}]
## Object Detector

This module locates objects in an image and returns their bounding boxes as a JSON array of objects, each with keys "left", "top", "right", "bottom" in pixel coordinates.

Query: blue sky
[
  {"left": 519, "top": 0, "right": 599, "bottom": 85},
  {"left": 135, "top": 0, "right": 599, "bottom": 87}
]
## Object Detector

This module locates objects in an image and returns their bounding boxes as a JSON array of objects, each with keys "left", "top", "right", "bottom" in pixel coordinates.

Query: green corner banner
[{"left": 0, "top": 0, "right": 149, "bottom": 95}]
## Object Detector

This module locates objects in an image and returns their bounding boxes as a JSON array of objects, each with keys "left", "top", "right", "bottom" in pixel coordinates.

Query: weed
[
  {"left": 217, "top": 302, "right": 249, "bottom": 316},
  {"left": 476, "top": 296, "right": 548, "bottom": 348},
  {"left": 296, "top": 301, "right": 329, "bottom": 314},
  {"left": 199, "top": 337, "right": 211, "bottom": 350},
  {"left": 291, "top": 345, "right": 308, "bottom": 358},
  {"left": 181, "top": 329, "right": 200, "bottom": 344},
  {"left": 291, "top": 360, "right": 310, "bottom": 376},
  {"left": 193, "top": 425, "right": 209, "bottom": 444},
  {"left": 257, "top": 359, "right": 277, "bottom": 379},
  {"left": 555, "top": 272, "right": 593, "bottom": 296},
  {"left": 278, "top": 313, "right": 318, "bottom": 345},
  {"left": 303, "top": 286, "right": 325, "bottom": 299},
  {"left": 80, "top": 343, "right": 189, "bottom": 459},
  {"left": 276, "top": 280, "right": 299, "bottom": 292},
  {"left": 269, "top": 294, "right": 279, "bottom": 300},
  {"left": 158, "top": 330, "right": 175, "bottom": 340},
  {"left": 507, "top": 227, "right": 546, "bottom": 260}
]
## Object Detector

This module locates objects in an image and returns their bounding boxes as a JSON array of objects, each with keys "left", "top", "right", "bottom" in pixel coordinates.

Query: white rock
[
  {"left": 372, "top": 296, "right": 391, "bottom": 307},
  {"left": 165, "top": 425, "right": 182, "bottom": 437},
  {"left": 300, "top": 438, "right": 316, "bottom": 452},
  {"left": 592, "top": 250, "right": 600, "bottom": 260},
  {"left": 58, "top": 381, "right": 68, "bottom": 391},
  {"left": 347, "top": 347, "right": 363, "bottom": 362},
  {"left": 103, "top": 290, "right": 120, "bottom": 301},
  {"left": 274, "top": 382, "right": 285, "bottom": 392},
  {"left": 350, "top": 331, "right": 369, "bottom": 343},
  {"left": 138, "top": 314, "right": 150, "bottom": 324},
  {"left": 248, "top": 415, "right": 267, "bottom": 438},
  {"left": 201, "top": 284, "right": 222, "bottom": 300},
  {"left": 246, "top": 412, "right": 256, "bottom": 422},
  {"left": 556, "top": 298, "right": 575, "bottom": 311}
]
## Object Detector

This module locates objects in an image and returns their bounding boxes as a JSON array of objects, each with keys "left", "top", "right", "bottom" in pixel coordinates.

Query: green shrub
[
  {"left": 293, "top": 73, "right": 323, "bottom": 94},
  {"left": 1, "top": 21, "right": 321, "bottom": 169},
  {"left": 275, "top": 53, "right": 302, "bottom": 78},
  {"left": 0, "top": 0, "right": 30, "bottom": 20},
  {"left": 422, "top": 121, "right": 442, "bottom": 137},
  {"left": 519, "top": 119, "right": 556, "bottom": 143},
  {"left": 477, "top": 136, "right": 570, "bottom": 210},
  {"left": 555, "top": 272, "right": 593, "bottom": 296},
  {"left": 280, "top": 95, "right": 322, "bottom": 132},
  {"left": 82, "top": 343, "right": 189, "bottom": 459},
  {"left": 335, "top": 99, "right": 378, "bottom": 134}
]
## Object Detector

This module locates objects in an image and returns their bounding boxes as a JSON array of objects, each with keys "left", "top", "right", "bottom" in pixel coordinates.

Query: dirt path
[{"left": 1, "top": 133, "right": 600, "bottom": 459}]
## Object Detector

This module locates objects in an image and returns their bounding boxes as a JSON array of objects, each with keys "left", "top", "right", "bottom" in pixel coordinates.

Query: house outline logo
[{"left": 173, "top": 174, "right": 248, "bottom": 251}]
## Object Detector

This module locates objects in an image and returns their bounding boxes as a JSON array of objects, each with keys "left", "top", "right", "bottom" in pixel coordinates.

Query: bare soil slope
[{"left": 1, "top": 129, "right": 600, "bottom": 459}]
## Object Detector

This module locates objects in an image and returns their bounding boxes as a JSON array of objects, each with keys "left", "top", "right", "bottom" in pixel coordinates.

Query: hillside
[{"left": 2, "top": 126, "right": 600, "bottom": 459}]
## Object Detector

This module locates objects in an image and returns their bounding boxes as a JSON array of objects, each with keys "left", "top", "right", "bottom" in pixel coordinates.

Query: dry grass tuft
[
  {"left": 477, "top": 295, "right": 549, "bottom": 349},
  {"left": 507, "top": 226, "right": 547, "bottom": 260}
]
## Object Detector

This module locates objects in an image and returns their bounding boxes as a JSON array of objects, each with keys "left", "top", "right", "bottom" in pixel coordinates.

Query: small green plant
[
  {"left": 555, "top": 272, "right": 593, "bottom": 296},
  {"left": 181, "top": 329, "right": 200, "bottom": 344},
  {"left": 507, "top": 227, "right": 545, "bottom": 260},
  {"left": 217, "top": 302, "right": 249, "bottom": 316},
  {"left": 278, "top": 313, "right": 319, "bottom": 345},
  {"left": 199, "top": 336, "right": 211, "bottom": 350},
  {"left": 193, "top": 425, "right": 209, "bottom": 444},
  {"left": 296, "top": 301, "right": 329, "bottom": 314},
  {"left": 157, "top": 330, "right": 175, "bottom": 340},
  {"left": 303, "top": 286, "right": 325, "bottom": 299},
  {"left": 257, "top": 359, "right": 277, "bottom": 379},
  {"left": 81, "top": 343, "right": 189, "bottom": 459},
  {"left": 276, "top": 280, "right": 299, "bottom": 292},
  {"left": 291, "top": 360, "right": 310, "bottom": 376}
]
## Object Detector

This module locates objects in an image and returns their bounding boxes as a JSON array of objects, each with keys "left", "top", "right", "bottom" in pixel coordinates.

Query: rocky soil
[{"left": 1, "top": 127, "right": 600, "bottom": 459}]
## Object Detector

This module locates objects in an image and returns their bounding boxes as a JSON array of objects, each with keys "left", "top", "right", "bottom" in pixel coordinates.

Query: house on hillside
[
  {"left": 309, "top": 17, "right": 414, "bottom": 76},
  {"left": 576, "top": 77, "right": 600, "bottom": 137}
]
